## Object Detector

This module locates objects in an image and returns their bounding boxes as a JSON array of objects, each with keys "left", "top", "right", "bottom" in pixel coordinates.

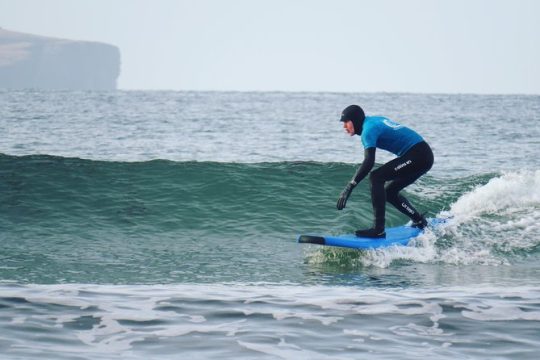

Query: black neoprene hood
[{"left": 340, "top": 105, "right": 365, "bottom": 135}]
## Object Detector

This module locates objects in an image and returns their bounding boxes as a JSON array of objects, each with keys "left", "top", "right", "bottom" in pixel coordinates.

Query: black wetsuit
[{"left": 356, "top": 141, "right": 434, "bottom": 229}]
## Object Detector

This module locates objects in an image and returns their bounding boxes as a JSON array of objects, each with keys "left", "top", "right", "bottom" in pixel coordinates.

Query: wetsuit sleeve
[{"left": 351, "top": 147, "right": 376, "bottom": 185}]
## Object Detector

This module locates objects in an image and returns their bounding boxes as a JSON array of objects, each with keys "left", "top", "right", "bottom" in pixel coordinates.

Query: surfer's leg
[
  {"left": 368, "top": 170, "right": 387, "bottom": 231},
  {"left": 357, "top": 142, "right": 433, "bottom": 238},
  {"left": 368, "top": 157, "right": 419, "bottom": 230},
  {"left": 385, "top": 142, "right": 433, "bottom": 226},
  {"left": 370, "top": 142, "right": 433, "bottom": 225},
  {"left": 356, "top": 161, "right": 419, "bottom": 238},
  {"left": 354, "top": 167, "right": 388, "bottom": 238},
  {"left": 385, "top": 173, "right": 426, "bottom": 224}
]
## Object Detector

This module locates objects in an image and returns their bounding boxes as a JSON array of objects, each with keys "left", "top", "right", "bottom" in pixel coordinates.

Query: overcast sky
[{"left": 1, "top": 0, "right": 538, "bottom": 94}]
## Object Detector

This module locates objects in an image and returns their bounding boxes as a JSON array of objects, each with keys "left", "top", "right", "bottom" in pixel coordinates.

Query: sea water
[{"left": 1, "top": 90, "right": 539, "bottom": 359}]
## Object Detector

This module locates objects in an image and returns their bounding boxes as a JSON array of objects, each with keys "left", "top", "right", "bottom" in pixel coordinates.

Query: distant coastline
[{"left": 0, "top": 28, "right": 120, "bottom": 90}]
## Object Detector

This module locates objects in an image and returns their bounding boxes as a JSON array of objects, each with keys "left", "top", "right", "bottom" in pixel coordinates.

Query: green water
[{"left": 1, "top": 154, "right": 536, "bottom": 285}]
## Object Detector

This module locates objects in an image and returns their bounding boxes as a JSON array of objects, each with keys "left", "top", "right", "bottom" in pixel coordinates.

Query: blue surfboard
[{"left": 297, "top": 218, "right": 447, "bottom": 250}]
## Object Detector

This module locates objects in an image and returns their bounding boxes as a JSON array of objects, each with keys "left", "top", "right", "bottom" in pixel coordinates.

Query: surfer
[{"left": 336, "top": 105, "right": 434, "bottom": 238}]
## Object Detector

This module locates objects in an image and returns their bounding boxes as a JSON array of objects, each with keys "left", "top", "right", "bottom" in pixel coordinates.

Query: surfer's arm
[
  {"left": 351, "top": 147, "right": 376, "bottom": 185},
  {"left": 336, "top": 148, "right": 376, "bottom": 210}
]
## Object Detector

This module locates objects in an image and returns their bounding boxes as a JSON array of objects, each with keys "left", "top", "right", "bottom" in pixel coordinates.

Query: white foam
[
  {"left": 153, "top": 320, "right": 245, "bottom": 337},
  {"left": 271, "top": 311, "right": 343, "bottom": 325},
  {"left": 238, "top": 338, "right": 355, "bottom": 360},
  {"left": 450, "top": 170, "right": 540, "bottom": 220},
  {"left": 439, "top": 170, "right": 540, "bottom": 263},
  {"left": 2, "top": 283, "right": 540, "bottom": 358}
]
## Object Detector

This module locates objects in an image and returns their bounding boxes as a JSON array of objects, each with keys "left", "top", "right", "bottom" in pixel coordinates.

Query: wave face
[{"left": 1, "top": 154, "right": 539, "bottom": 284}]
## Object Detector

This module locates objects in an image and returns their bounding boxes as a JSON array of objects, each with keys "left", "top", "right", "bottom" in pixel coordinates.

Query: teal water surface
[
  {"left": 1, "top": 154, "right": 538, "bottom": 285},
  {"left": 1, "top": 91, "right": 539, "bottom": 359}
]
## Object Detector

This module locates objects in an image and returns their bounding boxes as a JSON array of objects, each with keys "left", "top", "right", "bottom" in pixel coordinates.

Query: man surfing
[{"left": 336, "top": 105, "right": 434, "bottom": 238}]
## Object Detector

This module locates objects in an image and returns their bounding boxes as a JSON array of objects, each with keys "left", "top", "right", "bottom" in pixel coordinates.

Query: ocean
[{"left": 1, "top": 90, "right": 539, "bottom": 359}]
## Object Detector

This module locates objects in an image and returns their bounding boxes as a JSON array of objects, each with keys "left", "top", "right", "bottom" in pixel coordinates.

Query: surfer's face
[{"left": 343, "top": 120, "right": 355, "bottom": 136}]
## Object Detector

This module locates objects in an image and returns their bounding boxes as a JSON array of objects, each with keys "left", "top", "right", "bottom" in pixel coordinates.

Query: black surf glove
[{"left": 337, "top": 181, "right": 356, "bottom": 210}]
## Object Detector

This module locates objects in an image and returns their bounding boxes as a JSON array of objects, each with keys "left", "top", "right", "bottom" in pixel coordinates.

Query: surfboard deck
[{"left": 297, "top": 218, "right": 447, "bottom": 249}]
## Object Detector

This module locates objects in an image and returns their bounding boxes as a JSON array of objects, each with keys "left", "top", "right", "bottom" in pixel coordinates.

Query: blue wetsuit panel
[{"left": 361, "top": 116, "right": 423, "bottom": 156}]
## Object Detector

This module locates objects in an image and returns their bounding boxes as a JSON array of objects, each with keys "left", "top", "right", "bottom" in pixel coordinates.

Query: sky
[{"left": 1, "top": 0, "right": 539, "bottom": 94}]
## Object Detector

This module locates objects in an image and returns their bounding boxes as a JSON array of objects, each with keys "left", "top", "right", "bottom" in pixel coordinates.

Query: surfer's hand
[{"left": 337, "top": 182, "right": 355, "bottom": 210}]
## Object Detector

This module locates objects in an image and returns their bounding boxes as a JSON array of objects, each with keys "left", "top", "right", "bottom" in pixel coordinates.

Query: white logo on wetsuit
[
  {"left": 383, "top": 118, "right": 404, "bottom": 129},
  {"left": 401, "top": 202, "right": 415, "bottom": 215},
  {"left": 394, "top": 159, "right": 412, "bottom": 171}
]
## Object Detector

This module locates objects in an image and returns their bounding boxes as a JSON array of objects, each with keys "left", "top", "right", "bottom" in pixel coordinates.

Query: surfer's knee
[
  {"left": 385, "top": 187, "right": 399, "bottom": 204},
  {"left": 369, "top": 170, "right": 379, "bottom": 183},
  {"left": 369, "top": 169, "right": 384, "bottom": 184}
]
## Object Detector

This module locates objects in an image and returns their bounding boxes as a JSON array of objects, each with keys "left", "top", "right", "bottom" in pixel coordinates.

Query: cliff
[{"left": 0, "top": 28, "right": 120, "bottom": 90}]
